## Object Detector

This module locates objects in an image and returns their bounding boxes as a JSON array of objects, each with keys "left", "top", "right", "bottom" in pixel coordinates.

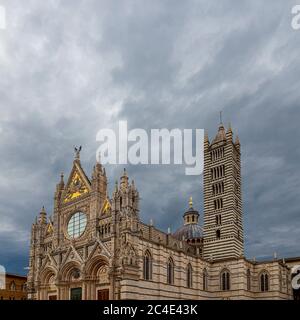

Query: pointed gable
[
  {"left": 46, "top": 221, "right": 53, "bottom": 235},
  {"left": 101, "top": 198, "right": 111, "bottom": 215},
  {"left": 212, "top": 123, "right": 227, "bottom": 145},
  {"left": 63, "top": 161, "right": 91, "bottom": 203}
]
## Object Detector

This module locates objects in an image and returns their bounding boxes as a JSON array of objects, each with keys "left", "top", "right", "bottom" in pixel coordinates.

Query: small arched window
[
  {"left": 187, "top": 264, "right": 193, "bottom": 288},
  {"left": 220, "top": 269, "right": 230, "bottom": 291},
  {"left": 203, "top": 268, "right": 208, "bottom": 291},
  {"left": 167, "top": 258, "right": 174, "bottom": 285},
  {"left": 247, "top": 269, "right": 251, "bottom": 291},
  {"left": 216, "top": 229, "right": 221, "bottom": 239},
  {"left": 143, "top": 250, "right": 152, "bottom": 280},
  {"left": 260, "top": 272, "right": 269, "bottom": 292}
]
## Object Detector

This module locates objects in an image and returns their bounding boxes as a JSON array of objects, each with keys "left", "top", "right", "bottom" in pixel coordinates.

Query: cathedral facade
[{"left": 27, "top": 124, "right": 297, "bottom": 300}]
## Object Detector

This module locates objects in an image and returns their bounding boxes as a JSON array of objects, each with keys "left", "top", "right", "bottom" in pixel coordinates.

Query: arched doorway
[
  {"left": 84, "top": 256, "right": 110, "bottom": 300},
  {"left": 59, "top": 261, "right": 83, "bottom": 300},
  {"left": 39, "top": 267, "right": 57, "bottom": 300}
]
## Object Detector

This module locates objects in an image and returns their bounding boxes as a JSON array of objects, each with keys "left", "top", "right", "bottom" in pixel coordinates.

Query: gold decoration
[
  {"left": 101, "top": 198, "right": 111, "bottom": 215},
  {"left": 64, "top": 171, "right": 89, "bottom": 202},
  {"left": 189, "top": 196, "right": 193, "bottom": 208},
  {"left": 46, "top": 222, "right": 53, "bottom": 234}
]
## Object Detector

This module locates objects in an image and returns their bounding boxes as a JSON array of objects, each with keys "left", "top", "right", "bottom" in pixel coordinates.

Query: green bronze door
[{"left": 70, "top": 287, "right": 82, "bottom": 300}]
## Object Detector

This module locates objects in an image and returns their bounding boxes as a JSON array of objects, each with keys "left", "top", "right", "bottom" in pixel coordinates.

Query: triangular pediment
[
  {"left": 88, "top": 240, "right": 111, "bottom": 260},
  {"left": 41, "top": 255, "right": 51, "bottom": 270},
  {"left": 41, "top": 253, "right": 57, "bottom": 270},
  {"left": 63, "top": 161, "right": 91, "bottom": 203},
  {"left": 61, "top": 245, "right": 84, "bottom": 266}
]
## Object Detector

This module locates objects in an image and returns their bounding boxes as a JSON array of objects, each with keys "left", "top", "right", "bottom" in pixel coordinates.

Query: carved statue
[{"left": 74, "top": 146, "right": 82, "bottom": 160}]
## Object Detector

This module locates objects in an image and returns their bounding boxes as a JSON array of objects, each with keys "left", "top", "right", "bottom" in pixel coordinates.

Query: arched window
[
  {"left": 143, "top": 250, "right": 152, "bottom": 280},
  {"left": 216, "top": 229, "right": 221, "bottom": 239},
  {"left": 216, "top": 214, "right": 221, "bottom": 226},
  {"left": 260, "top": 272, "right": 269, "bottom": 292},
  {"left": 167, "top": 258, "right": 174, "bottom": 285},
  {"left": 220, "top": 269, "right": 230, "bottom": 291},
  {"left": 187, "top": 264, "right": 193, "bottom": 288},
  {"left": 203, "top": 268, "right": 208, "bottom": 291},
  {"left": 247, "top": 269, "right": 251, "bottom": 291}
]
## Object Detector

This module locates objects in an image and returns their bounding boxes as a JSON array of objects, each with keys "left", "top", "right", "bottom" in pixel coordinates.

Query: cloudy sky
[{"left": 0, "top": 0, "right": 300, "bottom": 275}]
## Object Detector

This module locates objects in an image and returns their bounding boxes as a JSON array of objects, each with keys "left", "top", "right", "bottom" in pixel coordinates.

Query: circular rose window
[{"left": 67, "top": 212, "right": 87, "bottom": 239}]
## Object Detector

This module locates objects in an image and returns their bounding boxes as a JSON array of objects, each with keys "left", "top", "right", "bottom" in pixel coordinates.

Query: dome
[
  {"left": 183, "top": 207, "right": 199, "bottom": 218},
  {"left": 173, "top": 197, "right": 203, "bottom": 241},
  {"left": 173, "top": 223, "right": 203, "bottom": 241}
]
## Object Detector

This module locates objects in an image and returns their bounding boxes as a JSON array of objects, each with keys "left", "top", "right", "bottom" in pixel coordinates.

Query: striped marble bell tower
[{"left": 203, "top": 121, "right": 244, "bottom": 261}]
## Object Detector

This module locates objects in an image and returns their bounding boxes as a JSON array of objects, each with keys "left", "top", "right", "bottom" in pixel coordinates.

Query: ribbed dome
[
  {"left": 173, "top": 223, "right": 203, "bottom": 241},
  {"left": 173, "top": 197, "right": 203, "bottom": 241}
]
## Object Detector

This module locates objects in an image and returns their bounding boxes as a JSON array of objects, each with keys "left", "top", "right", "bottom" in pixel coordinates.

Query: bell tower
[{"left": 203, "top": 121, "right": 244, "bottom": 260}]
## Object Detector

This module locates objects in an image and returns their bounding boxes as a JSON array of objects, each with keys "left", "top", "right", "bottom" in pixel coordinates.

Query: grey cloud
[{"left": 0, "top": 0, "right": 299, "bottom": 274}]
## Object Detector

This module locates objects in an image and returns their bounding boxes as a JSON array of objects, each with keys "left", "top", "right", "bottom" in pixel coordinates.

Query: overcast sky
[{"left": 0, "top": 0, "right": 300, "bottom": 275}]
